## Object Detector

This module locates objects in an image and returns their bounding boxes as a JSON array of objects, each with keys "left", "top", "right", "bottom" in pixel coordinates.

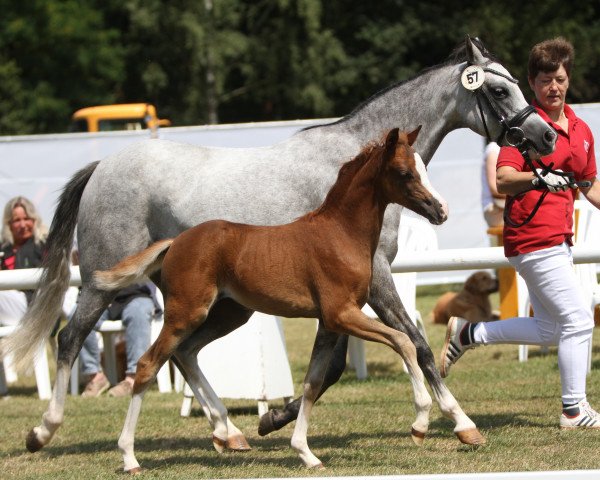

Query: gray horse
[{"left": 8, "top": 37, "right": 555, "bottom": 454}]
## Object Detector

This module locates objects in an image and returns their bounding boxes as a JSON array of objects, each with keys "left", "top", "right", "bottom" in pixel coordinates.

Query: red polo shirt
[{"left": 498, "top": 102, "right": 597, "bottom": 257}]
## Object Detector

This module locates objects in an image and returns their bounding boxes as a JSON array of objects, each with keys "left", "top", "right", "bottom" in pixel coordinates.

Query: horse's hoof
[
  {"left": 226, "top": 434, "right": 251, "bottom": 452},
  {"left": 309, "top": 462, "right": 325, "bottom": 470},
  {"left": 258, "top": 410, "right": 276, "bottom": 436},
  {"left": 25, "top": 429, "right": 44, "bottom": 453},
  {"left": 411, "top": 427, "right": 426, "bottom": 446},
  {"left": 455, "top": 428, "right": 486, "bottom": 446},
  {"left": 212, "top": 434, "right": 227, "bottom": 454},
  {"left": 126, "top": 467, "right": 143, "bottom": 475}
]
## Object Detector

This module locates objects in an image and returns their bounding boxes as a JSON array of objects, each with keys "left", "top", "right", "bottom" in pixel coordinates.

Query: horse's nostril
[{"left": 544, "top": 129, "right": 556, "bottom": 143}]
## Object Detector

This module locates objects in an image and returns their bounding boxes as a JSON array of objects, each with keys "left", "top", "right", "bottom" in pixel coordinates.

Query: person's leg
[
  {"left": 444, "top": 243, "right": 598, "bottom": 427},
  {"left": 439, "top": 248, "right": 559, "bottom": 378},
  {"left": 477, "top": 243, "right": 593, "bottom": 405},
  {"left": 108, "top": 297, "right": 154, "bottom": 397},
  {"left": 0, "top": 290, "right": 27, "bottom": 326},
  {"left": 79, "top": 311, "right": 110, "bottom": 397}
]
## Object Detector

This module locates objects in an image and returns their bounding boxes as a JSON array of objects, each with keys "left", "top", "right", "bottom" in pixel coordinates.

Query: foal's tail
[
  {"left": 93, "top": 239, "right": 174, "bottom": 291},
  {"left": 5, "top": 161, "right": 99, "bottom": 372}
]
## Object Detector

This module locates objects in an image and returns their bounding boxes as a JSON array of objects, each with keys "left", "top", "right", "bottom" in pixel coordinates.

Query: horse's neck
[
  {"left": 318, "top": 161, "right": 387, "bottom": 254},
  {"left": 336, "top": 64, "right": 464, "bottom": 164}
]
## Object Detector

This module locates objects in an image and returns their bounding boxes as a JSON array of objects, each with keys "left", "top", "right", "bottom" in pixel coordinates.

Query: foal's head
[{"left": 379, "top": 127, "right": 447, "bottom": 225}]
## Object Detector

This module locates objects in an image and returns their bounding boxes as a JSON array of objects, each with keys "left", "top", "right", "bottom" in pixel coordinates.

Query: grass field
[{"left": 2, "top": 284, "right": 600, "bottom": 478}]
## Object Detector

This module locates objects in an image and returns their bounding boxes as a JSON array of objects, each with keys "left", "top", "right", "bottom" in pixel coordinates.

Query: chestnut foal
[{"left": 95, "top": 127, "right": 448, "bottom": 472}]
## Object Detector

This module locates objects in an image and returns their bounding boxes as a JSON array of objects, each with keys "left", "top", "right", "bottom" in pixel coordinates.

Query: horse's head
[
  {"left": 381, "top": 127, "right": 447, "bottom": 225},
  {"left": 459, "top": 36, "right": 556, "bottom": 155}
]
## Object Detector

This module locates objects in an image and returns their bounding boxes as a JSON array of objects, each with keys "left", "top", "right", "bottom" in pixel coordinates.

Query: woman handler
[{"left": 442, "top": 37, "right": 600, "bottom": 429}]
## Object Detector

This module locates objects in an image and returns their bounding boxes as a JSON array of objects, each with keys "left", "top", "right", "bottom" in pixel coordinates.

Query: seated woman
[{"left": 0, "top": 196, "right": 48, "bottom": 327}]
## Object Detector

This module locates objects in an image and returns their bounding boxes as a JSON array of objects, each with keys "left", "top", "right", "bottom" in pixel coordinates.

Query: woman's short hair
[
  {"left": 528, "top": 37, "right": 575, "bottom": 79},
  {"left": 1, "top": 196, "right": 48, "bottom": 246}
]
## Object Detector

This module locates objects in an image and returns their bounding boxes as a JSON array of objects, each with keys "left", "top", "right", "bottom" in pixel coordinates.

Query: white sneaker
[
  {"left": 560, "top": 401, "right": 600, "bottom": 429},
  {"left": 440, "top": 316, "right": 477, "bottom": 378}
]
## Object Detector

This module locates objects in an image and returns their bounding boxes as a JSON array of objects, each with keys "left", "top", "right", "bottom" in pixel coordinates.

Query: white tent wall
[{"left": 1, "top": 104, "right": 599, "bottom": 286}]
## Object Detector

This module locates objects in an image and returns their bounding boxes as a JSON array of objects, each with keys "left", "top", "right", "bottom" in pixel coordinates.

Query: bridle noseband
[{"left": 463, "top": 62, "right": 537, "bottom": 148}]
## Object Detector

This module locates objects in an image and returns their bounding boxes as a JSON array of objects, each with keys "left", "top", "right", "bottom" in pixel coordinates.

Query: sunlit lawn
[{"left": 2, "top": 284, "right": 600, "bottom": 478}]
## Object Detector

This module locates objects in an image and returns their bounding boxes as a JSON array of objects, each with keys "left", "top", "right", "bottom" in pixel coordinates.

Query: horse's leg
[
  {"left": 368, "top": 253, "right": 484, "bottom": 445},
  {"left": 258, "top": 329, "right": 346, "bottom": 436},
  {"left": 290, "top": 323, "right": 339, "bottom": 468},
  {"left": 173, "top": 298, "right": 253, "bottom": 452},
  {"left": 118, "top": 292, "right": 215, "bottom": 473},
  {"left": 26, "top": 286, "right": 113, "bottom": 453}
]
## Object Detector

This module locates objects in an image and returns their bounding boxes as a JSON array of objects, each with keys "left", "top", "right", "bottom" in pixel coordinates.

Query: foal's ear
[
  {"left": 406, "top": 125, "right": 422, "bottom": 146},
  {"left": 465, "top": 35, "right": 486, "bottom": 65},
  {"left": 385, "top": 128, "right": 400, "bottom": 153}
]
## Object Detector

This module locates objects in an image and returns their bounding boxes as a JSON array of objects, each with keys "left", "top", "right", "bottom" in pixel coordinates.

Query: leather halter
[{"left": 468, "top": 63, "right": 537, "bottom": 148}]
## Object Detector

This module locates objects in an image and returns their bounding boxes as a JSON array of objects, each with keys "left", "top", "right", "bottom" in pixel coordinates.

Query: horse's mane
[
  {"left": 302, "top": 37, "right": 497, "bottom": 132},
  {"left": 304, "top": 138, "right": 387, "bottom": 220}
]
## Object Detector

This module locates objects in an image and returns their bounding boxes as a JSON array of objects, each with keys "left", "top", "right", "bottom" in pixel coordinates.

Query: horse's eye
[
  {"left": 397, "top": 170, "right": 413, "bottom": 180},
  {"left": 491, "top": 87, "right": 508, "bottom": 99}
]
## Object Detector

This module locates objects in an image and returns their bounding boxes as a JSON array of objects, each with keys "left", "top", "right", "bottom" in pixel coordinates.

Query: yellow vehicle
[{"left": 70, "top": 103, "right": 171, "bottom": 133}]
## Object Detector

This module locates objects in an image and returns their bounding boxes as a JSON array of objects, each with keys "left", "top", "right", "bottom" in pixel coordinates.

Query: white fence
[{"left": 2, "top": 243, "right": 600, "bottom": 290}]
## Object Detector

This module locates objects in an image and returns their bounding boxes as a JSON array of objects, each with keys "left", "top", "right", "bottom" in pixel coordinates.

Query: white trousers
[
  {"left": 0, "top": 290, "right": 27, "bottom": 326},
  {"left": 474, "top": 243, "right": 594, "bottom": 404}
]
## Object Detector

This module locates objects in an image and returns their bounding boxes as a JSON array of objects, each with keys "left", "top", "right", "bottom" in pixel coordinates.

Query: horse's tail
[
  {"left": 5, "top": 161, "right": 99, "bottom": 372},
  {"left": 93, "top": 239, "right": 173, "bottom": 291}
]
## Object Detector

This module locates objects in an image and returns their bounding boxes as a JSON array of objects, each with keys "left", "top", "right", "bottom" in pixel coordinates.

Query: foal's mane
[
  {"left": 304, "top": 138, "right": 388, "bottom": 220},
  {"left": 302, "top": 37, "right": 497, "bottom": 132}
]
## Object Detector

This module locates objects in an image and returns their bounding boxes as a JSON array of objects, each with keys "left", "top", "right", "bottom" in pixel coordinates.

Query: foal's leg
[
  {"left": 26, "top": 286, "right": 113, "bottom": 453},
  {"left": 290, "top": 324, "right": 339, "bottom": 468},
  {"left": 366, "top": 254, "right": 484, "bottom": 444},
  {"left": 118, "top": 293, "right": 216, "bottom": 473},
  {"left": 326, "top": 303, "right": 435, "bottom": 445},
  {"left": 258, "top": 329, "right": 347, "bottom": 436},
  {"left": 173, "top": 298, "right": 253, "bottom": 452},
  {"left": 263, "top": 253, "right": 484, "bottom": 444}
]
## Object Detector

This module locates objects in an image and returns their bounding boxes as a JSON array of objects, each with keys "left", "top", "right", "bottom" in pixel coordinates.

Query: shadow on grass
[
  {"left": 428, "top": 411, "right": 551, "bottom": 433},
  {"left": 1, "top": 385, "right": 39, "bottom": 397},
  {"left": 18, "top": 428, "right": 421, "bottom": 467}
]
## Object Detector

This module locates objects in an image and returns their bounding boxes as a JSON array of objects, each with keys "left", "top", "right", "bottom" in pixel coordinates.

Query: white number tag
[{"left": 461, "top": 65, "right": 485, "bottom": 90}]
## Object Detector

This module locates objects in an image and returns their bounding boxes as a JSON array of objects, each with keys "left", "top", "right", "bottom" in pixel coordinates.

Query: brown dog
[{"left": 432, "top": 271, "right": 499, "bottom": 325}]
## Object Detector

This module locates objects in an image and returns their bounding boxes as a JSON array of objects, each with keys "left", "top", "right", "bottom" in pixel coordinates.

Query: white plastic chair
[
  {"left": 0, "top": 286, "right": 77, "bottom": 400},
  {"left": 516, "top": 273, "right": 532, "bottom": 362},
  {"left": 70, "top": 289, "right": 172, "bottom": 394},
  {"left": 0, "top": 325, "right": 52, "bottom": 399},
  {"left": 178, "top": 311, "right": 294, "bottom": 417},
  {"left": 349, "top": 214, "right": 437, "bottom": 378}
]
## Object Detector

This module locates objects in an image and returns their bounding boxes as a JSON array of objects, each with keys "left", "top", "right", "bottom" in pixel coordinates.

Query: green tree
[
  {"left": 0, "top": 0, "right": 125, "bottom": 134},
  {"left": 3, "top": 0, "right": 600, "bottom": 134}
]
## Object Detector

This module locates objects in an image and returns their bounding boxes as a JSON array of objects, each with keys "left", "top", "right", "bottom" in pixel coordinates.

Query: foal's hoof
[
  {"left": 411, "top": 427, "right": 426, "bottom": 446},
  {"left": 213, "top": 434, "right": 251, "bottom": 453},
  {"left": 25, "top": 429, "right": 44, "bottom": 453},
  {"left": 455, "top": 428, "right": 486, "bottom": 446},
  {"left": 226, "top": 434, "right": 252, "bottom": 452},
  {"left": 212, "top": 435, "right": 227, "bottom": 454},
  {"left": 258, "top": 410, "right": 277, "bottom": 436},
  {"left": 126, "top": 467, "right": 143, "bottom": 475},
  {"left": 309, "top": 462, "right": 325, "bottom": 470}
]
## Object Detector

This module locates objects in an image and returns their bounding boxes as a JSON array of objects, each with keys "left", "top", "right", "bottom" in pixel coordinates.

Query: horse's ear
[
  {"left": 406, "top": 125, "right": 422, "bottom": 146},
  {"left": 465, "top": 35, "right": 486, "bottom": 65},
  {"left": 385, "top": 128, "right": 400, "bottom": 152}
]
